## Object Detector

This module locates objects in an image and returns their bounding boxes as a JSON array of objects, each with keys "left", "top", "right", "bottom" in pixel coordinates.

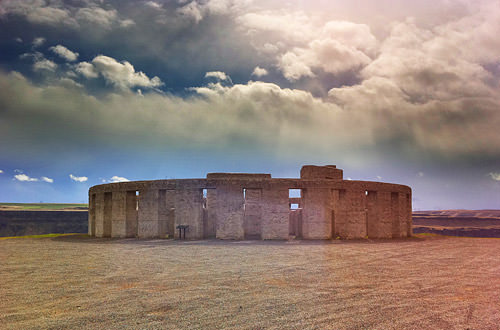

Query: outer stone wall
[{"left": 89, "top": 165, "right": 412, "bottom": 240}]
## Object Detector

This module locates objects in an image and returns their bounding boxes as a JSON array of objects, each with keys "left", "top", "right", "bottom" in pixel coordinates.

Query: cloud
[
  {"left": 177, "top": 2, "right": 203, "bottom": 23},
  {"left": 75, "top": 7, "right": 118, "bottom": 29},
  {"left": 236, "top": 12, "right": 377, "bottom": 81},
  {"left": 41, "top": 176, "right": 54, "bottom": 183},
  {"left": 14, "top": 174, "right": 38, "bottom": 182},
  {"left": 489, "top": 173, "right": 500, "bottom": 181},
  {"left": 75, "top": 61, "right": 99, "bottom": 78},
  {"left": 88, "top": 55, "right": 163, "bottom": 89},
  {"left": 32, "top": 37, "right": 45, "bottom": 48},
  {"left": 110, "top": 176, "right": 130, "bottom": 183},
  {"left": 70, "top": 174, "right": 88, "bottom": 182},
  {"left": 204, "top": 71, "right": 232, "bottom": 83},
  {"left": 418, "top": 172, "right": 425, "bottom": 177},
  {"left": 49, "top": 45, "right": 79, "bottom": 62},
  {"left": 145, "top": 1, "right": 162, "bottom": 9},
  {"left": 1, "top": 2, "right": 77, "bottom": 27},
  {"left": 33, "top": 58, "right": 57, "bottom": 72},
  {"left": 251, "top": 66, "right": 268, "bottom": 77},
  {"left": 1, "top": 1, "right": 133, "bottom": 29},
  {"left": 20, "top": 51, "right": 57, "bottom": 72},
  {"left": 0, "top": 169, "right": 3, "bottom": 174},
  {"left": 278, "top": 21, "right": 375, "bottom": 81},
  {"left": 177, "top": 0, "right": 243, "bottom": 23},
  {"left": 2, "top": 62, "right": 500, "bottom": 167},
  {"left": 120, "top": 19, "right": 135, "bottom": 28}
]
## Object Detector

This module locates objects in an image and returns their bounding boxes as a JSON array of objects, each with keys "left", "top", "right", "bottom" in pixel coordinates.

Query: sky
[{"left": 0, "top": 0, "right": 499, "bottom": 209}]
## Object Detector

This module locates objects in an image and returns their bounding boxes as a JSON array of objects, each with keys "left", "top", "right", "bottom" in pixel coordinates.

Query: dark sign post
[{"left": 176, "top": 225, "right": 189, "bottom": 239}]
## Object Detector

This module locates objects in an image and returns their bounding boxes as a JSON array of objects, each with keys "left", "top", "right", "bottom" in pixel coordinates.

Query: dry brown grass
[{"left": 1, "top": 235, "right": 500, "bottom": 329}]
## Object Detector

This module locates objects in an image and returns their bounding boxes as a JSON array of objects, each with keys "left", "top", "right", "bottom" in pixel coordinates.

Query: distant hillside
[
  {"left": 0, "top": 203, "right": 88, "bottom": 211},
  {"left": 413, "top": 209, "right": 500, "bottom": 237},
  {"left": 413, "top": 209, "right": 500, "bottom": 218}
]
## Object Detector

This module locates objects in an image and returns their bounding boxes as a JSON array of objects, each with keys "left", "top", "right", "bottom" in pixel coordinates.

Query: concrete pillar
[
  {"left": 175, "top": 188, "right": 204, "bottom": 239},
  {"left": 302, "top": 188, "right": 333, "bottom": 239},
  {"left": 111, "top": 191, "right": 127, "bottom": 238},
  {"left": 205, "top": 189, "right": 217, "bottom": 238},
  {"left": 398, "top": 192, "right": 408, "bottom": 237},
  {"left": 335, "top": 190, "right": 366, "bottom": 239},
  {"left": 103, "top": 192, "right": 112, "bottom": 237},
  {"left": 157, "top": 189, "right": 175, "bottom": 238},
  {"left": 243, "top": 188, "right": 262, "bottom": 239},
  {"left": 406, "top": 193, "right": 412, "bottom": 237},
  {"left": 391, "top": 192, "right": 401, "bottom": 238},
  {"left": 333, "top": 189, "right": 347, "bottom": 238},
  {"left": 88, "top": 193, "right": 96, "bottom": 236},
  {"left": 125, "top": 191, "right": 138, "bottom": 237},
  {"left": 94, "top": 192, "right": 105, "bottom": 237},
  {"left": 261, "top": 187, "right": 289, "bottom": 239},
  {"left": 138, "top": 189, "right": 160, "bottom": 238},
  {"left": 345, "top": 190, "right": 367, "bottom": 239},
  {"left": 374, "top": 191, "right": 393, "bottom": 238},
  {"left": 215, "top": 184, "right": 244, "bottom": 239},
  {"left": 366, "top": 191, "right": 378, "bottom": 238}
]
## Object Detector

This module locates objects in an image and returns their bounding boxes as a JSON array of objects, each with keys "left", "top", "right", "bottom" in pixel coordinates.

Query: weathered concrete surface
[
  {"left": 302, "top": 188, "right": 333, "bottom": 239},
  {"left": 260, "top": 187, "right": 289, "bottom": 240},
  {"left": 111, "top": 191, "right": 127, "bottom": 238},
  {"left": 88, "top": 165, "right": 412, "bottom": 240},
  {"left": 215, "top": 184, "right": 244, "bottom": 239},
  {"left": 300, "top": 165, "right": 342, "bottom": 180},
  {"left": 94, "top": 192, "right": 105, "bottom": 238},
  {"left": 125, "top": 191, "right": 138, "bottom": 238},
  {"left": 175, "top": 189, "right": 204, "bottom": 239},
  {"left": 243, "top": 188, "right": 262, "bottom": 239},
  {"left": 138, "top": 189, "right": 159, "bottom": 238}
]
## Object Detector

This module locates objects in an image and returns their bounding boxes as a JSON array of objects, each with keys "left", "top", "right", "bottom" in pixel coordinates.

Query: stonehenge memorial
[{"left": 88, "top": 165, "right": 412, "bottom": 240}]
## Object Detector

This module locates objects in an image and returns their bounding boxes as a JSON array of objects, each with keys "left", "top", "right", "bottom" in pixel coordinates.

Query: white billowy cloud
[
  {"left": 75, "top": 61, "right": 99, "bottom": 78},
  {"left": 0, "top": 1, "right": 133, "bottom": 29},
  {"left": 70, "top": 174, "right": 88, "bottom": 182},
  {"left": 272, "top": 19, "right": 376, "bottom": 81},
  {"left": 489, "top": 173, "right": 500, "bottom": 181},
  {"left": 32, "top": 37, "right": 45, "bottom": 48},
  {"left": 145, "top": 1, "right": 162, "bottom": 9},
  {"left": 205, "top": 71, "right": 232, "bottom": 83},
  {"left": 41, "top": 176, "right": 54, "bottom": 183},
  {"left": 14, "top": 174, "right": 38, "bottom": 182},
  {"left": 50, "top": 45, "right": 79, "bottom": 61},
  {"left": 177, "top": 0, "right": 245, "bottom": 23},
  {"left": 33, "top": 58, "right": 57, "bottom": 72},
  {"left": 251, "top": 66, "right": 268, "bottom": 77},
  {"left": 20, "top": 51, "right": 58, "bottom": 72},
  {"left": 107, "top": 176, "right": 130, "bottom": 183},
  {"left": 75, "top": 7, "right": 118, "bottom": 28},
  {"left": 2, "top": 60, "right": 500, "bottom": 163},
  {"left": 1, "top": 1, "right": 77, "bottom": 27},
  {"left": 76, "top": 55, "right": 163, "bottom": 90}
]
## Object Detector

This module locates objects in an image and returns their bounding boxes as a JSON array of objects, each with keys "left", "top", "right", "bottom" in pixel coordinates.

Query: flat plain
[{"left": 1, "top": 235, "right": 500, "bottom": 329}]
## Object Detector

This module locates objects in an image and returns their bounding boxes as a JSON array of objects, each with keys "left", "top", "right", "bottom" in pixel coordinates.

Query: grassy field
[
  {"left": 0, "top": 203, "right": 88, "bottom": 211},
  {"left": 1, "top": 234, "right": 500, "bottom": 329}
]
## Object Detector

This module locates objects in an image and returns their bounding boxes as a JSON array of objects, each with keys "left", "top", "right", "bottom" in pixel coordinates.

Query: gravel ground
[{"left": 1, "top": 235, "right": 500, "bottom": 330}]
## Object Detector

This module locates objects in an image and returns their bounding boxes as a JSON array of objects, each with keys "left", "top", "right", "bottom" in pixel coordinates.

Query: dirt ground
[{"left": 1, "top": 235, "right": 500, "bottom": 330}]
